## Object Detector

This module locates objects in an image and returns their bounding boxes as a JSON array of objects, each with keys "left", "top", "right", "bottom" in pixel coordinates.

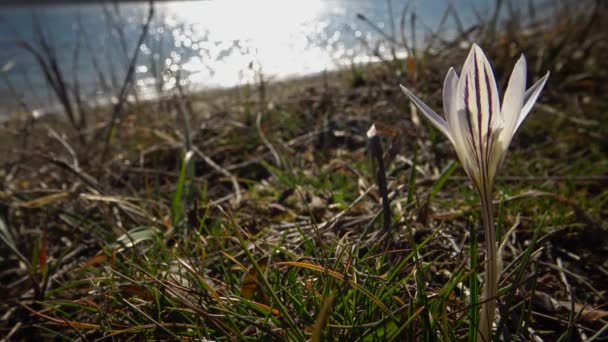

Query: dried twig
[
  {"left": 256, "top": 111, "right": 281, "bottom": 168},
  {"left": 101, "top": 2, "right": 154, "bottom": 161},
  {"left": 192, "top": 147, "right": 242, "bottom": 206}
]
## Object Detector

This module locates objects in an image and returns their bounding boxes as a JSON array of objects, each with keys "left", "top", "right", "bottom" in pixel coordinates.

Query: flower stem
[{"left": 478, "top": 185, "right": 498, "bottom": 342}]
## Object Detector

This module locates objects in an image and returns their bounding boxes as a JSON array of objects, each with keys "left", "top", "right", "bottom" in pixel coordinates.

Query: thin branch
[{"left": 101, "top": 2, "right": 154, "bottom": 161}]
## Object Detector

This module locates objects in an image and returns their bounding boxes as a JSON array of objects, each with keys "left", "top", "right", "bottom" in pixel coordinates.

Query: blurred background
[{"left": 0, "top": 0, "right": 557, "bottom": 118}]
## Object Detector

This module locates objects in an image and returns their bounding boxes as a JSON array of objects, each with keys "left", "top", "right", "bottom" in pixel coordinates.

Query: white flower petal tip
[
  {"left": 399, "top": 44, "right": 549, "bottom": 189},
  {"left": 517, "top": 71, "right": 550, "bottom": 130},
  {"left": 366, "top": 124, "right": 377, "bottom": 139}
]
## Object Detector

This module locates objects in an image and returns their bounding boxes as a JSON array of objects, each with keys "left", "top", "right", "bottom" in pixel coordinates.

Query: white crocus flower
[
  {"left": 401, "top": 44, "right": 549, "bottom": 193},
  {"left": 400, "top": 43, "right": 549, "bottom": 341}
]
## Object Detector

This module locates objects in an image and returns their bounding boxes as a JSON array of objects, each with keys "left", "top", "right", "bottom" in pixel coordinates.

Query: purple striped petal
[
  {"left": 455, "top": 44, "right": 501, "bottom": 187},
  {"left": 399, "top": 43, "right": 548, "bottom": 191},
  {"left": 443, "top": 67, "right": 474, "bottom": 176}
]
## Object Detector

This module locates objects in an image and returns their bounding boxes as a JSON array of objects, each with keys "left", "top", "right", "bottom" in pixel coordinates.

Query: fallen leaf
[
  {"left": 240, "top": 259, "right": 268, "bottom": 300},
  {"left": 558, "top": 301, "right": 608, "bottom": 321}
]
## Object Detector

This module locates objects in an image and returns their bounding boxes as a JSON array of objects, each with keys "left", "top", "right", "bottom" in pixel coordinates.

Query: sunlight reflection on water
[
  {"left": 0, "top": 0, "right": 487, "bottom": 115},
  {"left": 151, "top": 0, "right": 399, "bottom": 90}
]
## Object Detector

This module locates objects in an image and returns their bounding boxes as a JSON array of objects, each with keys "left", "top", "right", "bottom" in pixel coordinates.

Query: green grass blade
[
  {"left": 431, "top": 160, "right": 457, "bottom": 200},
  {"left": 171, "top": 150, "right": 194, "bottom": 227}
]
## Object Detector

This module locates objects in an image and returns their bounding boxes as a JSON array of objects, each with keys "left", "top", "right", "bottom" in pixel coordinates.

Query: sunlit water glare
[{"left": 0, "top": 0, "right": 533, "bottom": 117}]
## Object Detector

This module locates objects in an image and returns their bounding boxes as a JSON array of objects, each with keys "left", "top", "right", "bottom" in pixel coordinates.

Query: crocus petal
[
  {"left": 455, "top": 44, "right": 501, "bottom": 187},
  {"left": 499, "top": 54, "right": 527, "bottom": 151},
  {"left": 442, "top": 67, "right": 459, "bottom": 131},
  {"left": 400, "top": 84, "right": 452, "bottom": 141},
  {"left": 515, "top": 71, "right": 550, "bottom": 132},
  {"left": 458, "top": 44, "right": 501, "bottom": 145},
  {"left": 443, "top": 67, "right": 473, "bottom": 176}
]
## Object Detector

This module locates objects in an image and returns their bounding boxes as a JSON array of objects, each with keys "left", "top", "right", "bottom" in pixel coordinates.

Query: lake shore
[{"left": 0, "top": 65, "right": 354, "bottom": 162}]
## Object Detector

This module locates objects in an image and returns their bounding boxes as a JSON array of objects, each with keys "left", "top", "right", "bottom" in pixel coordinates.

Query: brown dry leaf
[
  {"left": 431, "top": 210, "right": 467, "bottom": 220},
  {"left": 78, "top": 254, "right": 108, "bottom": 271},
  {"left": 17, "top": 191, "right": 70, "bottom": 208},
  {"left": 373, "top": 122, "right": 399, "bottom": 137},
  {"left": 20, "top": 302, "right": 100, "bottom": 330},
  {"left": 79, "top": 193, "right": 147, "bottom": 218},
  {"left": 74, "top": 298, "right": 100, "bottom": 309},
  {"left": 406, "top": 56, "right": 416, "bottom": 83},
  {"left": 558, "top": 301, "right": 608, "bottom": 321},
  {"left": 120, "top": 284, "right": 155, "bottom": 301},
  {"left": 239, "top": 259, "right": 268, "bottom": 300}
]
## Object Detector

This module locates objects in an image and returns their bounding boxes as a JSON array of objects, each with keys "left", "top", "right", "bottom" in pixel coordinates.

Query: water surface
[{"left": 0, "top": 0, "right": 513, "bottom": 116}]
